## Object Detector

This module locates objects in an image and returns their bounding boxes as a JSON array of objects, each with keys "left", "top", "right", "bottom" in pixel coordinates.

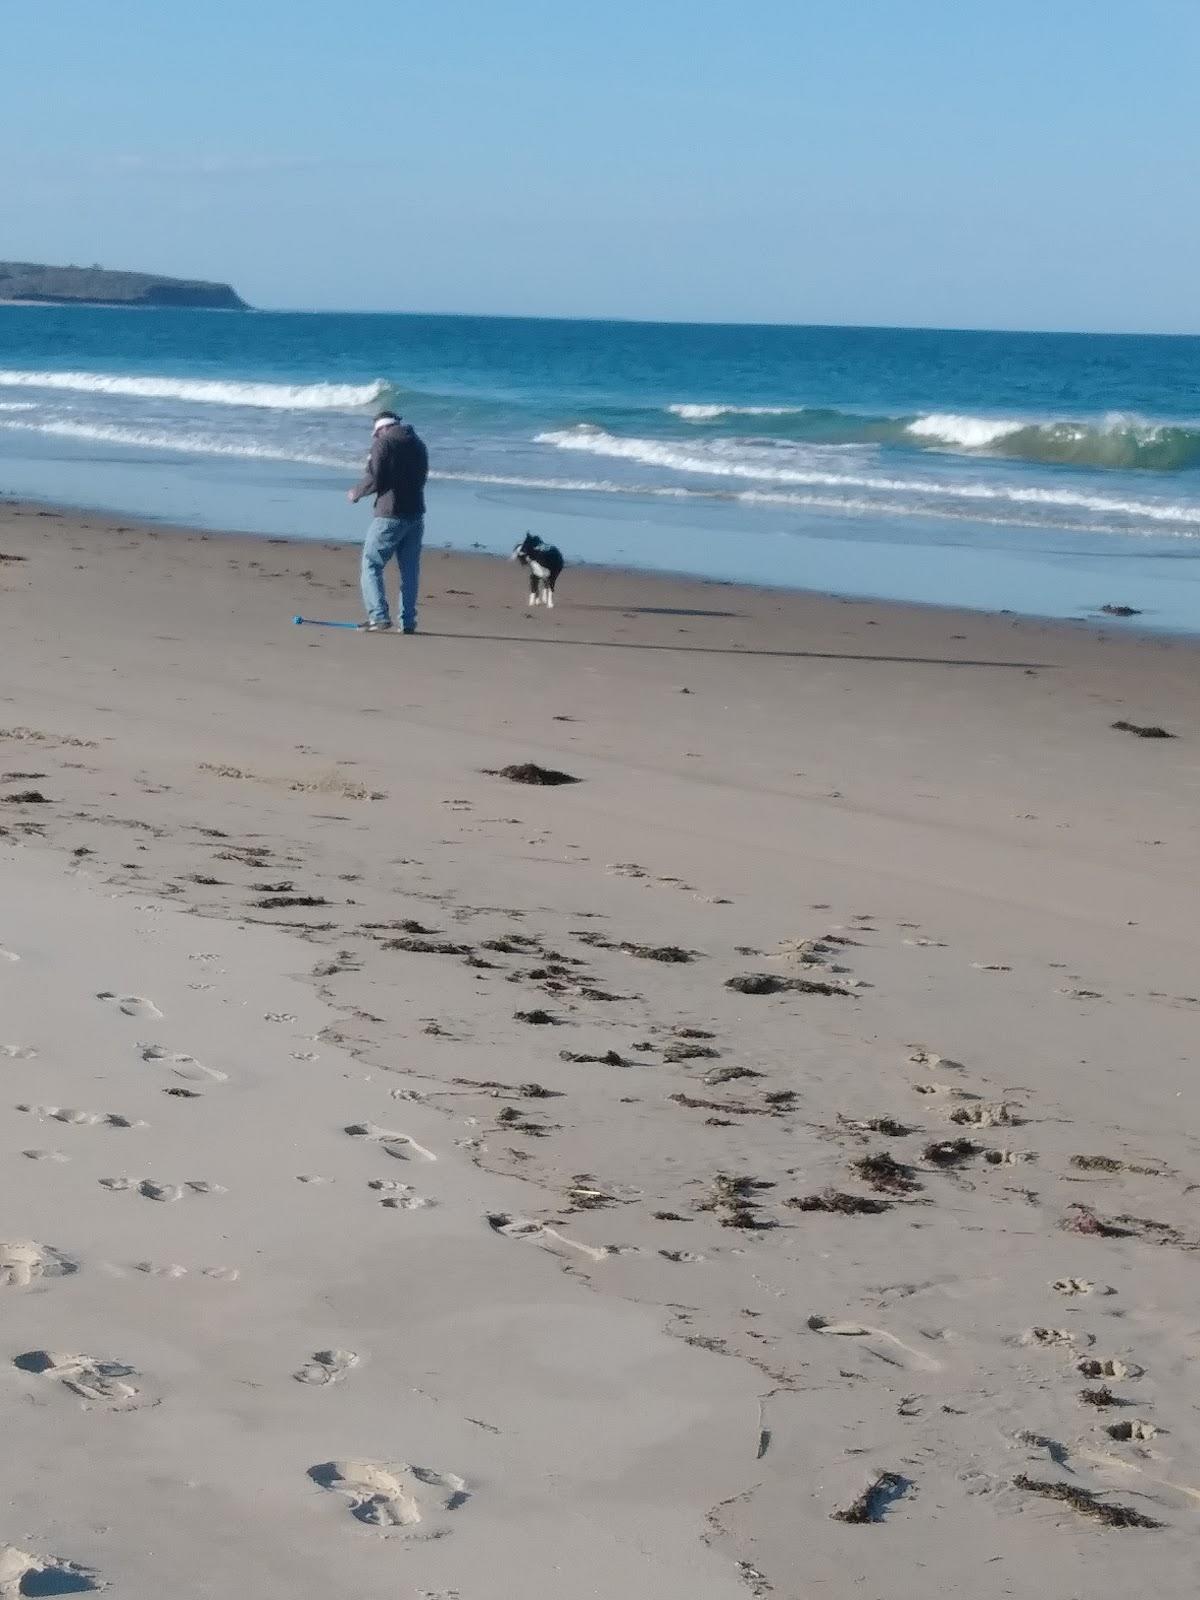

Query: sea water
[{"left": 1, "top": 306, "right": 1199, "bottom": 629}]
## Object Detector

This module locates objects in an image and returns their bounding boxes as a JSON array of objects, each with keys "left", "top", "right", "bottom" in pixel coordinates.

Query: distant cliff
[{"left": 0, "top": 262, "right": 248, "bottom": 309}]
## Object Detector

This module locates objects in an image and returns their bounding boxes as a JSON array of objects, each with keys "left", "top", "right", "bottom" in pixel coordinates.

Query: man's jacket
[{"left": 354, "top": 422, "right": 428, "bottom": 517}]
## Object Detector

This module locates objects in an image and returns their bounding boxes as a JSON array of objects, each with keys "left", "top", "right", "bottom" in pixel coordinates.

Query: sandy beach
[{"left": 2, "top": 498, "right": 1199, "bottom": 1597}]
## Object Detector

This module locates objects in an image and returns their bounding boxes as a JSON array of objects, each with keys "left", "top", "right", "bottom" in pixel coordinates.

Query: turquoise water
[{"left": 2, "top": 306, "right": 1199, "bottom": 627}]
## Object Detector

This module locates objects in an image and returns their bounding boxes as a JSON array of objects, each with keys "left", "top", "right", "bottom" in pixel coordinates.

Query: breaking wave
[
  {"left": 664, "top": 403, "right": 1200, "bottom": 471},
  {"left": 668, "top": 403, "right": 807, "bottom": 421},
  {"left": 0, "top": 369, "right": 389, "bottom": 411}
]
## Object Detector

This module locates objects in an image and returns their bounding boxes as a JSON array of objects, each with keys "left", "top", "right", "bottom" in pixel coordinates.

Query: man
[{"left": 348, "top": 410, "right": 429, "bottom": 633}]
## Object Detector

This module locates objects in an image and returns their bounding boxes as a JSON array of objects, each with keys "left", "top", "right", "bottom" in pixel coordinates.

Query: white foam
[
  {"left": 906, "top": 413, "right": 1025, "bottom": 448},
  {"left": 0, "top": 418, "right": 631, "bottom": 497},
  {"left": 434, "top": 468, "right": 636, "bottom": 494},
  {"left": 0, "top": 369, "right": 387, "bottom": 411},
  {"left": 668, "top": 403, "right": 803, "bottom": 421},
  {"left": 534, "top": 425, "right": 1200, "bottom": 526},
  {"left": 0, "top": 417, "right": 352, "bottom": 469},
  {"left": 0, "top": 401, "right": 36, "bottom": 412}
]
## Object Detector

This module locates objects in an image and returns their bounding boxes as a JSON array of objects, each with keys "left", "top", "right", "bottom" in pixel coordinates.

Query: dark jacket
[{"left": 353, "top": 422, "right": 428, "bottom": 517}]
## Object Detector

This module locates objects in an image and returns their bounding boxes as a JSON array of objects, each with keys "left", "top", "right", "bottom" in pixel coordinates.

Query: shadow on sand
[{"left": 410, "top": 631, "right": 1052, "bottom": 670}]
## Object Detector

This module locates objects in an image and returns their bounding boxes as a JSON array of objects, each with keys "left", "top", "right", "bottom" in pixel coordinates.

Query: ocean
[{"left": 2, "top": 306, "right": 1199, "bottom": 628}]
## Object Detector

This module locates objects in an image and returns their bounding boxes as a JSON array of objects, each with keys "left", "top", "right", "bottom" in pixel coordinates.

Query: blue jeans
[{"left": 360, "top": 515, "right": 424, "bottom": 630}]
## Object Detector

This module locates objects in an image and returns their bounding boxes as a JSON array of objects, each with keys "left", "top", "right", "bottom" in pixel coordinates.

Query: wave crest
[
  {"left": 668, "top": 402, "right": 806, "bottom": 420},
  {"left": 905, "top": 413, "right": 1023, "bottom": 449},
  {"left": 664, "top": 402, "right": 1200, "bottom": 471},
  {"left": 0, "top": 370, "right": 388, "bottom": 412}
]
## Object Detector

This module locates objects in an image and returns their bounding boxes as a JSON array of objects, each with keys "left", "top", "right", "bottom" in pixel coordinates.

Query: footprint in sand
[
  {"left": 97, "top": 991, "right": 163, "bottom": 1020},
  {"left": 1052, "top": 1277, "right": 1099, "bottom": 1295},
  {"left": 0, "top": 1240, "right": 77, "bottom": 1288},
  {"left": 100, "top": 1178, "right": 225, "bottom": 1202},
  {"left": 908, "top": 1049, "right": 965, "bottom": 1070},
  {"left": 1078, "top": 1356, "right": 1143, "bottom": 1380},
  {"left": 137, "top": 1044, "right": 228, "bottom": 1083},
  {"left": 344, "top": 1122, "right": 437, "bottom": 1162},
  {"left": 294, "top": 1349, "right": 359, "bottom": 1386},
  {"left": 133, "top": 1262, "right": 240, "bottom": 1281},
  {"left": 1022, "top": 1327, "right": 1094, "bottom": 1351},
  {"left": 0, "top": 946, "right": 21, "bottom": 963},
  {"left": 485, "top": 1212, "right": 632, "bottom": 1264},
  {"left": 947, "top": 1102, "right": 1020, "bottom": 1128},
  {"left": 309, "top": 1459, "right": 469, "bottom": 1529},
  {"left": 807, "top": 1316, "right": 943, "bottom": 1372},
  {"left": 23, "top": 1149, "right": 70, "bottom": 1163},
  {"left": 17, "top": 1104, "right": 146, "bottom": 1129},
  {"left": 1106, "top": 1420, "right": 1160, "bottom": 1442},
  {"left": 659, "top": 1248, "right": 706, "bottom": 1263},
  {"left": 1, "top": 1043, "right": 37, "bottom": 1059},
  {"left": 369, "top": 1179, "right": 435, "bottom": 1210},
  {"left": 13, "top": 1349, "right": 142, "bottom": 1408},
  {"left": 0, "top": 1543, "right": 99, "bottom": 1596}
]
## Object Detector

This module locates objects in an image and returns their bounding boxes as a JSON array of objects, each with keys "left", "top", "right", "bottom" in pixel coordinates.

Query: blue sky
[{"left": 3, "top": 0, "right": 1197, "bottom": 331}]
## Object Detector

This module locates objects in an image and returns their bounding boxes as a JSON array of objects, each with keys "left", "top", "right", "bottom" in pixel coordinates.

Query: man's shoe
[
  {"left": 359, "top": 619, "right": 392, "bottom": 632},
  {"left": 401, "top": 625, "right": 416, "bottom": 635}
]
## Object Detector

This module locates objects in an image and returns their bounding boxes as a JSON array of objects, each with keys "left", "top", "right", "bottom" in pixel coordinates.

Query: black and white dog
[{"left": 511, "top": 532, "right": 565, "bottom": 609}]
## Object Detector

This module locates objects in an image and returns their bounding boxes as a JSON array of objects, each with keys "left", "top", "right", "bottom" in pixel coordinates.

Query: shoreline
[{"left": 4, "top": 488, "right": 1196, "bottom": 649}]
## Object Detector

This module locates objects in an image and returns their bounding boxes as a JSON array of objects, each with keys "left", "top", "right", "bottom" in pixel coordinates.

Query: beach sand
[{"left": 1, "top": 499, "right": 1198, "bottom": 1596}]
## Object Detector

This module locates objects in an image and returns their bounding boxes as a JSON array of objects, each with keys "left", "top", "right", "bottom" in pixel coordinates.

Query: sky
[{"left": 3, "top": 0, "right": 1198, "bottom": 332}]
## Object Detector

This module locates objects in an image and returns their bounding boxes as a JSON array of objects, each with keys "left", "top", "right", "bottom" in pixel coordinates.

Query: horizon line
[
  {"left": 263, "top": 306, "right": 1200, "bottom": 340},
  {"left": 3, "top": 298, "right": 1197, "bottom": 341}
]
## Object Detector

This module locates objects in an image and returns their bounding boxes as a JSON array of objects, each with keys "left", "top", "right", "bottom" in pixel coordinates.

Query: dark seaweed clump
[
  {"left": 786, "top": 1189, "right": 891, "bottom": 1216},
  {"left": 253, "top": 894, "right": 329, "bottom": 909},
  {"left": 726, "top": 972, "right": 849, "bottom": 998},
  {"left": 1012, "top": 1474, "right": 1160, "bottom": 1529},
  {"left": 493, "top": 763, "right": 581, "bottom": 785},
  {"left": 851, "top": 1151, "right": 921, "bottom": 1194},
  {"left": 1111, "top": 721, "right": 1174, "bottom": 740},
  {"left": 923, "top": 1138, "right": 982, "bottom": 1167},
  {"left": 832, "top": 1471, "right": 908, "bottom": 1524}
]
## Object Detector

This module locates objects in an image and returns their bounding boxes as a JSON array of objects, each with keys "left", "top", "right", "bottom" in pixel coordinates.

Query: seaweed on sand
[
  {"left": 832, "top": 1472, "right": 909, "bottom": 1524},
  {"left": 1012, "top": 1474, "right": 1160, "bottom": 1529},
  {"left": 786, "top": 1190, "right": 891, "bottom": 1216},
  {"left": 699, "top": 1173, "right": 776, "bottom": 1229},
  {"left": 923, "top": 1137, "right": 983, "bottom": 1167},
  {"left": 850, "top": 1151, "right": 921, "bottom": 1194},
  {"left": 490, "top": 763, "right": 581, "bottom": 785},
  {"left": 382, "top": 935, "right": 474, "bottom": 955},
  {"left": 1111, "top": 721, "right": 1174, "bottom": 740},
  {"left": 726, "top": 973, "right": 850, "bottom": 997}
]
